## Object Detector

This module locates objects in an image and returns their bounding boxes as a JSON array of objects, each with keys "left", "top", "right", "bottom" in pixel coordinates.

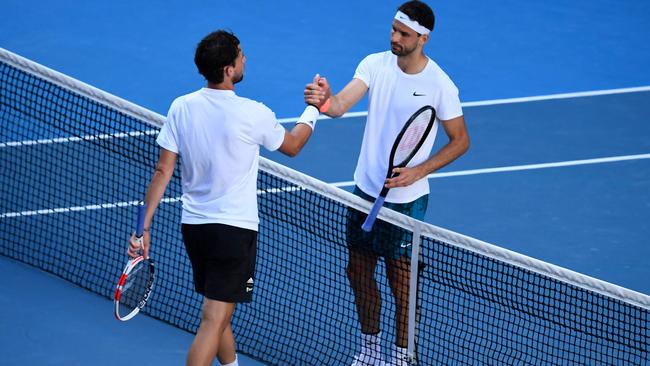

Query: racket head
[
  {"left": 114, "top": 255, "right": 154, "bottom": 321},
  {"left": 389, "top": 105, "right": 436, "bottom": 170}
]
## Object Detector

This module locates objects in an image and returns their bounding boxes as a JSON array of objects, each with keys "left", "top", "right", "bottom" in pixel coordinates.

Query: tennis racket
[
  {"left": 361, "top": 105, "right": 436, "bottom": 232},
  {"left": 114, "top": 202, "right": 154, "bottom": 321}
]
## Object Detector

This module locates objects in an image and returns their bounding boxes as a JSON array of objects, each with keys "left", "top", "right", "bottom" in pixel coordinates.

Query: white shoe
[
  {"left": 385, "top": 359, "right": 408, "bottom": 366},
  {"left": 385, "top": 353, "right": 409, "bottom": 366},
  {"left": 350, "top": 353, "right": 385, "bottom": 366}
]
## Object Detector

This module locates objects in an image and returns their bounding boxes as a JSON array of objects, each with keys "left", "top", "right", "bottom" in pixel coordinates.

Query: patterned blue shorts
[{"left": 346, "top": 186, "right": 428, "bottom": 259}]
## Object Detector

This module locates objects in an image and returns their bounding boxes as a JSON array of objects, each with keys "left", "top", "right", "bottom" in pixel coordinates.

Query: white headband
[{"left": 394, "top": 10, "right": 430, "bottom": 35}]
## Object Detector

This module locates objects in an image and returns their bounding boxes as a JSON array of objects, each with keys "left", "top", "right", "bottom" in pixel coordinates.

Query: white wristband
[{"left": 296, "top": 105, "right": 319, "bottom": 130}]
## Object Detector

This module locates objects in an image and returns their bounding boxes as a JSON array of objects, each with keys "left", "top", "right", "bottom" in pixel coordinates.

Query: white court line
[
  {"left": 0, "top": 129, "right": 158, "bottom": 149},
  {"left": 461, "top": 85, "right": 650, "bottom": 107},
  {"left": 330, "top": 153, "right": 650, "bottom": 188},
  {"left": 2, "top": 86, "right": 648, "bottom": 146},
  {"left": 278, "top": 111, "right": 368, "bottom": 123},
  {"left": 278, "top": 85, "right": 650, "bottom": 123},
  {"left": 2, "top": 86, "right": 649, "bottom": 218},
  {"left": 0, "top": 187, "right": 303, "bottom": 219},
  {"left": 0, "top": 197, "right": 180, "bottom": 219},
  {"left": 3, "top": 153, "right": 649, "bottom": 219}
]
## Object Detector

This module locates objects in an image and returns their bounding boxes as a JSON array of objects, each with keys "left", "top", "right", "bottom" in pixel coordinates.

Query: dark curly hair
[
  {"left": 398, "top": 1, "right": 435, "bottom": 33},
  {"left": 194, "top": 30, "right": 240, "bottom": 84}
]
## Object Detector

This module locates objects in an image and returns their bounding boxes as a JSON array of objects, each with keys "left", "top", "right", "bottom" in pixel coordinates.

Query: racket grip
[
  {"left": 361, "top": 196, "right": 386, "bottom": 232},
  {"left": 136, "top": 202, "right": 147, "bottom": 237}
]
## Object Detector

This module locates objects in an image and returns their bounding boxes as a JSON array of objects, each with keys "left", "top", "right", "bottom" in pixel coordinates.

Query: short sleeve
[
  {"left": 249, "top": 103, "right": 285, "bottom": 151},
  {"left": 436, "top": 84, "right": 463, "bottom": 121},
  {"left": 353, "top": 54, "right": 374, "bottom": 87},
  {"left": 156, "top": 99, "right": 181, "bottom": 153}
]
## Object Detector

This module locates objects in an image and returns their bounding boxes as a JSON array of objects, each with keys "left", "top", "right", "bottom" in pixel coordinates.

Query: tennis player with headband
[
  {"left": 305, "top": 1, "right": 469, "bottom": 365},
  {"left": 129, "top": 30, "right": 318, "bottom": 366}
]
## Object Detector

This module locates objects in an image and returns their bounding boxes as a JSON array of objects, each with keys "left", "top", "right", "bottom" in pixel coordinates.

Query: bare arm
[
  {"left": 277, "top": 123, "right": 314, "bottom": 157},
  {"left": 128, "top": 147, "right": 177, "bottom": 258},
  {"left": 304, "top": 77, "right": 368, "bottom": 118},
  {"left": 385, "top": 115, "right": 470, "bottom": 188}
]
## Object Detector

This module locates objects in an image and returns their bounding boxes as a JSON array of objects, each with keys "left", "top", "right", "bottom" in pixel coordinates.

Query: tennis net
[{"left": 1, "top": 47, "right": 649, "bottom": 365}]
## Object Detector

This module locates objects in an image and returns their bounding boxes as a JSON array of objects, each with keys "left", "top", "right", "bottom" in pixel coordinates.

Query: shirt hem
[
  {"left": 180, "top": 217, "right": 259, "bottom": 232},
  {"left": 355, "top": 181, "right": 429, "bottom": 204}
]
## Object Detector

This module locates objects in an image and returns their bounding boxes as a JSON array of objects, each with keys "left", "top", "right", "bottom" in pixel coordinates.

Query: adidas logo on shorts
[{"left": 246, "top": 278, "right": 254, "bottom": 293}]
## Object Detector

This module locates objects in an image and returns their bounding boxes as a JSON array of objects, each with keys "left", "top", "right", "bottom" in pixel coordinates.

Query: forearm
[
  {"left": 323, "top": 94, "right": 349, "bottom": 118},
  {"left": 277, "top": 105, "right": 316, "bottom": 157},
  {"left": 143, "top": 165, "right": 174, "bottom": 229},
  {"left": 416, "top": 134, "right": 470, "bottom": 177},
  {"left": 321, "top": 79, "right": 367, "bottom": 118},
  {"left": 280, "top": 123, "right": 313, "bottom": 157},
  {"left": 386, "top": 116, "right": 470, "bottom": 189}
]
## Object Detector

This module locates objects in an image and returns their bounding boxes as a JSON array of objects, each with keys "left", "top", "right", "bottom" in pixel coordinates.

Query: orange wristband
[{"left": 319, "top": 98, "right": 331, "bottom": 113}]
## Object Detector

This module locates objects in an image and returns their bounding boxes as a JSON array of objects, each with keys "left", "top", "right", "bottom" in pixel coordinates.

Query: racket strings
[
  {"left": 393, "top": 110, "right": 433, "bottom": 165},
  {"left": 121, "top": 264, "right": 145, "bottom": 293},
  {"left": 118, "top": 262, "right": 151, "bottom": 314}
]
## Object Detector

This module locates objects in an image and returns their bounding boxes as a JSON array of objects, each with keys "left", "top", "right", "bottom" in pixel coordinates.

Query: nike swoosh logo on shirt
[{"left": 413, "top": 92, "right": 426, "bottom": 96}]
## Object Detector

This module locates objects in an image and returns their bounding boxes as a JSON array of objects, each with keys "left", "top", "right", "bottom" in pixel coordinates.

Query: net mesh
[{"left": 1, "top": 48, "right": 649, "bottom": 365}]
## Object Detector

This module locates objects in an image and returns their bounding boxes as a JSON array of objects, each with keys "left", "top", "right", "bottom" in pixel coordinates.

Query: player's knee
[
  {"left": 200, "top": 305, "right": 232, "bottom": 330},
  {"left": 394, "top": 293, "right": 410, "bottom": 310},
  {"left": 346, "top": 264, "right": 357, "bottom": 284},
  {"left": 201, "top": 308, "right": 223, "bottom": 322},
  {"left": 201, "top": 312, "right": 230, "bottom": 332},
  {"left": 347, "top": 263, "right": 371, "bottom": 287}
]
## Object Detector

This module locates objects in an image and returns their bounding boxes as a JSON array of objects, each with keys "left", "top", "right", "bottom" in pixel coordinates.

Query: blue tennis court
[{"left": 1, "top": 1, "right": 649, "bottom": 365}]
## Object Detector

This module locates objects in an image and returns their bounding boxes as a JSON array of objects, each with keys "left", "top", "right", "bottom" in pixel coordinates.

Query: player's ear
[
  {"left": 419, "top": 33, "right": 429, "bottom": 46},
  {"left": 224, "top": 65, "right": 233, "bottom": 80}
]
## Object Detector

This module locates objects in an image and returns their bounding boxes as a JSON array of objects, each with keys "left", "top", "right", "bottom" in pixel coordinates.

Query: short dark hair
[
  {"left": 398, "top": 0, "right": 435, "bottom": 33},
  {"left": 194, "top": 30, "right": 240, "bottom": 84}
]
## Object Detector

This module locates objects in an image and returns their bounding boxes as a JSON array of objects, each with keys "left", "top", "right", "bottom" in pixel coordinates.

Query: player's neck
[
  {"left": 207, "top": 80, "right": 234, "bottom": 91},
  {"left": 397, "top": 51, "right": 428, "bottom": 75}
]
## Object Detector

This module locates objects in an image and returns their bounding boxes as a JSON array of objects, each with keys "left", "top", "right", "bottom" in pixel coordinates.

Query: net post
[{"left": 407, "top": 224, "right": 421, "bottom": 364}]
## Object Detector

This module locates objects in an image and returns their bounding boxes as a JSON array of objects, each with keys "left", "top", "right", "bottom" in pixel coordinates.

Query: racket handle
[
  {"left": 361, "top": 196, "right": 386, "bottom": 232},
  {"left": 136, "top": 202, "right": 147, "bottom": 237}
]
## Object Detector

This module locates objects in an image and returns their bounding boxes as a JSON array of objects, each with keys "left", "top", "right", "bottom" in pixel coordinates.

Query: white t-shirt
[
  {"left": 156, "top": 88, "right": 285, "bottom": 230},
  {"left": 353, "top": 51, "right": 463, "bottom": 203}
]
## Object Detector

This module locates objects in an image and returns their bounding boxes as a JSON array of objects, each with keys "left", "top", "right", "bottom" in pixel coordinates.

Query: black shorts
[{"left": 181, "top": 223, "right": 257, "bottom": 303}]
